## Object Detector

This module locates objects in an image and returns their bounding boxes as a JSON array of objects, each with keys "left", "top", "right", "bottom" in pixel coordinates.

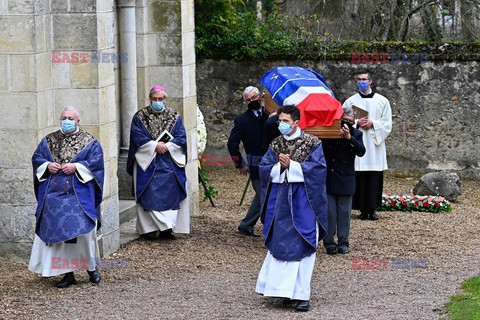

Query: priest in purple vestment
[
  {"left": 127, "top": 85, "right": 189, "bottom": 240},
  {"left": 29, "top": 106, "right": 104, "bottom": 288},
  {"left": 255, "top": 105, "right": 328, "bottom": 312}
]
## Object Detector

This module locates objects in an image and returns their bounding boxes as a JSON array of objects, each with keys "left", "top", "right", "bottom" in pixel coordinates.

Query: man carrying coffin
[
  {"left": 127, "top": 85, "right": 188, "bottom": 240},
  {"left": 255, "top": 105, "right": 328, "bottom": 312},
  {"left": 29, "top": 106, "right": 104, "bottom": 288}
]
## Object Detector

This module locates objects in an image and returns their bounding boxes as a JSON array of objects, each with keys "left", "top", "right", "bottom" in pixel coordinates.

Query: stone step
[
  {"left": 119, "top": 200, "right": 137, "bottom": 225},
  {"left": 118, "top": 200, "right": 139, "bottom": 248}
]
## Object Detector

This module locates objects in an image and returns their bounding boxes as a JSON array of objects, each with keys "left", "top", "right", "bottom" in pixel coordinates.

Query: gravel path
[{"left": 1, "top": 168, "right": 479, "bottom": 320}]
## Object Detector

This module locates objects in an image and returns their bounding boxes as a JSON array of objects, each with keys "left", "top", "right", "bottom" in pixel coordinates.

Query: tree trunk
[
  {"left": 460, "top": 0, "right": 476, "bottom": 41},
  {"left": 421, "top": 4, "right": 442, "bottom": 41}
]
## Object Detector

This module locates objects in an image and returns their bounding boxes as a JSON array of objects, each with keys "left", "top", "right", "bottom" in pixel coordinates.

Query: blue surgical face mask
[
  {"left": 357, "top": 81, "right": 370, "bottom": 92},
  {"left": 151, "top": 101, "right": 165, "bottom": 111},
  {"left": 61, "top": 119, "right": 76, "bottom": 133},
  {"left": 278, "top": 121, "right": 293, "bottom": 135}
]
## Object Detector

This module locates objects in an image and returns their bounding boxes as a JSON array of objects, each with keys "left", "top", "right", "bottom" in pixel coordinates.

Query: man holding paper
[
  {"left": 127, "top": 85, "right": 188, "bottom": 240},
  {"left": 343, "top": 70, "right": 392, "bottom": 221}
]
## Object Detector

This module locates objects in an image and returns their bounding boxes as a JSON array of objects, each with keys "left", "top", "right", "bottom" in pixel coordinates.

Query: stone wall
[
  {"left": 196, "top": 59, "right": 480, "bottom": 179},
  {"left": 0, "top": 0, "right": 120, "bottom": 258}
]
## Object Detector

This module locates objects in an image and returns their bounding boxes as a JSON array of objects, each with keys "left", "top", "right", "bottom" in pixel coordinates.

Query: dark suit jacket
[
  {"left": 227, "top": 109, "right": 269, "bottom": 180},
  {"left": 322, "top": 128, "right": 365, "bottom": 195},
  {"left": 263, "top": 113, "right": 281, "bottom": 148}
]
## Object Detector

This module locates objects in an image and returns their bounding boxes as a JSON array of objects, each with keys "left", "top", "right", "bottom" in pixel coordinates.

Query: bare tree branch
[{"left": 397, "top": 0, "right": 442, "bottom": 41}]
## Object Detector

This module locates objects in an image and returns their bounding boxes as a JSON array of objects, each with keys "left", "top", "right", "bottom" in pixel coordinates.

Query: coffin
[{"left": 264, "top": 91, "right": 341, "bottom": 139}]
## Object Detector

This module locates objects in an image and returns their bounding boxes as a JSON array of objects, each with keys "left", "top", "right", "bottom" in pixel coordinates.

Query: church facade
[{"left": 0, "top": 0, "right": 198, "bottom": 258}]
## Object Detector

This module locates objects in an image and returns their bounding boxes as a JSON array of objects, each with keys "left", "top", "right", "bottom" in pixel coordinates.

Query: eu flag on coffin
[{"left": 260, "top": 66, "right": 343, "bottom": 129}]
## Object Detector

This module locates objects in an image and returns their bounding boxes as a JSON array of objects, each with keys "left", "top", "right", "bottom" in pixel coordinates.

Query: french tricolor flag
[{"left": 260, "top": 66, "right": 343, "bottom": 129}]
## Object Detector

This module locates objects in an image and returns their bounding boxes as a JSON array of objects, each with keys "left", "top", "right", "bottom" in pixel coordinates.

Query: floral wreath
[{"left": 377, "top": 194, "right": 452, "bottom": 213}]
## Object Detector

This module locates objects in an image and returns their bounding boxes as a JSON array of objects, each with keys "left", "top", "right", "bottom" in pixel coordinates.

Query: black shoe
[
  {"left": 237, "top": 227, "right": 260, "bottom": 238},
  {"left": 87, "top": 268, "right": 101, "bottom": 284},
  {"left": 159, "top": 229, "right": 176, "bottom": 240},
  {"left": 282, "top": 298, "right": 297, "bottom": 306},
  {"left": 141, "top": 231, "right": 159, "bottom": 240},
  {"left": 55, "top": 272, "right": 77, "bottom": 288},
  {"left": 326, "top": 247, "right": 338, "bottom": 255},
  {"left": 359, "top": 212, "right": 368, "bottom": 220},
  {"left": 296, "top": 300, "right": 310, "bottom": 311},
  {"left": 369, "top": 213, "right": 379, "bottom": 220},
  {"left": 337, "top": 247, "right": 349, "bottom": 254}
]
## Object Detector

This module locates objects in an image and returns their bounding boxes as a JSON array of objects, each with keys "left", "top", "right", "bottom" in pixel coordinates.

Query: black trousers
[{"left": 352, "top": 171, "right": 384, "bottom": 214}]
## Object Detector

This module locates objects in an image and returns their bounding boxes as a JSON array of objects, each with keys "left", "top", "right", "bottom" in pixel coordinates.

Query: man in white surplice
[
  {"left": 127, "top": 85, "right": 189, "bottom": 240},
  {"left": 342, "top": 70, "right": 392, "bottom": 221},
  {"left": 256, "top": 105, "right": 328, "bottom": 312}
]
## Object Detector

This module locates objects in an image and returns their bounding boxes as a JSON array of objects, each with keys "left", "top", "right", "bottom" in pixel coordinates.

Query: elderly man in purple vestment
[
  {"left": 127, "top": 85, "right": 189, "bottom": 240},
  {"left": 255, "top": 105, "right": 328, "bottom": 312},
  {"left": 29, "top": 106, "right": 104, "bottom": 288}
]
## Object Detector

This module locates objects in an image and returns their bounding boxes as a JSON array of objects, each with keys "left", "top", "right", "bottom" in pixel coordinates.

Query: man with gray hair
[
  {"left": 127, "top": 85, "right": 188, "bottom": 240},
  {"left": 29, "top": 106, "right": 105, "bottom": 288},
  {"left": 321, "top": 105, "right": 365, "bottom": 255},
  {"left": 228, "top": 86, "right": 269, "bottom": 237}
]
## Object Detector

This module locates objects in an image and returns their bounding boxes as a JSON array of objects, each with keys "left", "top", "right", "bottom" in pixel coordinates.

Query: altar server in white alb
[
  {"left": 256, "top": 105, "right": 328, "bottom": 312},
  {"left": 29, "top": 106, "right": 104, "bottom": 288},
  {"left": 127, "top": 85, "right": 189, "bottom": 240},
  {"left": 342, "top": 70, "right": 392, "bottom": 221}
]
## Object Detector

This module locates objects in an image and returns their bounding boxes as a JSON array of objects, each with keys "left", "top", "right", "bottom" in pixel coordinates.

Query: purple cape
[
  {"left": 259, "top": 144, "right": 328, "bottom": 261},
  {"left": 126, "top": 113, "right": 187, "bottom": 211},
  {"left": 32, "top": 138, "right": 104, "bottom": 244}
]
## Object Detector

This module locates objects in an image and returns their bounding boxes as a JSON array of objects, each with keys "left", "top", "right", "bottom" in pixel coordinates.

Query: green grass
[{"left": 443, "top": 276, "right": 480, "bottom": 320}]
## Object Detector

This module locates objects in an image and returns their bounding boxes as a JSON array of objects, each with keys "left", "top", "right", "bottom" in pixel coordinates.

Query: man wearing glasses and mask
[
  {"left": 343, "top": 70, "right": 392, "bottom": 221},
  {"left": 228, "top": 86, "right": 269, "bottom": 237},
  {"left": 127, "top": 85, "right": 188, "bottom": 240}
]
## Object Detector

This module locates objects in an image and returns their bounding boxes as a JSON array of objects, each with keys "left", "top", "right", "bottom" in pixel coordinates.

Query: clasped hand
[
  {"left": 48, "top": 162, "right": 76, "bottom": 175},
  {"left": 357, "top": 117, "right": 373, "bottom": 130},
  {"left": 279, "top": 153, "right": 290, "bottom": 169},
  {"left": 155, "top": 142, "right": 169, "bottom": 154}
]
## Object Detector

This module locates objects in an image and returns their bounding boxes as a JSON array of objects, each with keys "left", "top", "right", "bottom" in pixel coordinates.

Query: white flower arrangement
[{"left": 197, "top": 105, "right": 207, "bottom": 156}]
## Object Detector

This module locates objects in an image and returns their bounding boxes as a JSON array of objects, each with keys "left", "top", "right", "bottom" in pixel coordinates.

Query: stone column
[
  {"left": 117, "top": 0, "right": 138, "bottom": 200},
  {"left": 136, "top": 0, "right": 199, "bottom": 227},
  {"left": 118, "top": 0, "right": 138, "bottom": 148}
]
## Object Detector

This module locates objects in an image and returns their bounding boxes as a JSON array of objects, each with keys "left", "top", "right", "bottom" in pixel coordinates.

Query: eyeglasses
[
  {"left": 245, "top": 94, "right": 260, "bottom": 103},
  {"left": 342, "top": 119, "right": 355, "bottom": 124}
]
